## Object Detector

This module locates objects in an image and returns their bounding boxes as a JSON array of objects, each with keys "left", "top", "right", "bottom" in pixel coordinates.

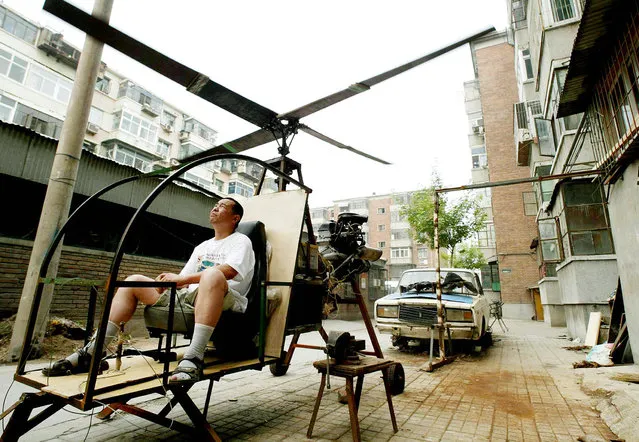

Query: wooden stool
[{"left": 307, "top": 357, "right": 398, "bottom": 441}]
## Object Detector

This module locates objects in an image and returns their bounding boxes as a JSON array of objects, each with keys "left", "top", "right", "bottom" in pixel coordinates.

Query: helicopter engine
[{"left": 318, "top": 212, "right": 383, "bottom": 281}]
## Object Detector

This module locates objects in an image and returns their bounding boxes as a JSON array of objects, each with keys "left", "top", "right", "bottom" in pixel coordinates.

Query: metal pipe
[
  {"left": 434, "top": 168, "right": 603, "bottom": 194},
  {"left": 433, "top": 192, "right": 445, "bottom": 358}
]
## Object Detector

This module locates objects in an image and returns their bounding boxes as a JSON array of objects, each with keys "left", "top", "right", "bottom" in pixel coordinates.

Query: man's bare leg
[
  {"left": 170, "top": 268, "right": 227, "bottom": 382},
  {"left": 68, "top": 275, "right": 162, "bottom": 365}
]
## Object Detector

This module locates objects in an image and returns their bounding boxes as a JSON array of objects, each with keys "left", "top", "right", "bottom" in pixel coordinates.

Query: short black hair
[{"left": 224, "top": 197, "right": 244, "bottom": 229}]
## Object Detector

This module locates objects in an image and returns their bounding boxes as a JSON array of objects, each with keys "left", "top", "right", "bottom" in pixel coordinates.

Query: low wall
[{"left": 0, "top": 237, "right": 184, "bottom": 325}]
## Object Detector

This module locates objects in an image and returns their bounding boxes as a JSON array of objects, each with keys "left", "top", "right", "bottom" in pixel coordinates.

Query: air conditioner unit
[
  {"left": 179, "top": 130, "right": 190, "bottom": 141},
  {"left": 518, "top": 128, "right": 533, "bottom": 142},
  {"left": 471, "top": 119, "right": 484, "bottom": 134},
  {"left": 86, "top": 122, "right": 99, "bottom": 134},
  {"left": 161, "top": 123, "right": 173, "bottom": 133}
]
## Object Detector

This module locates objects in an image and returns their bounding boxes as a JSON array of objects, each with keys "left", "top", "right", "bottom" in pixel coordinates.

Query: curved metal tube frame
[{"left": 18, "top": 154, "right": 311, "bottom": 403}]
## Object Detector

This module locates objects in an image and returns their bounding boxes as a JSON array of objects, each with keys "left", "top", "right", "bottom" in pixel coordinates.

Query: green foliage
[
  {"left": 402, "top": 178, "right": 487, "bottom": 266},
  {"left": 453, "top": 245, "right": 487, "bottom": 269}
]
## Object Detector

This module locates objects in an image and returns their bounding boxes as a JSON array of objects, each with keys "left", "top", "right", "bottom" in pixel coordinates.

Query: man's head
[{"left": 209, "top": 197, "right": 244, "bottom": 231}]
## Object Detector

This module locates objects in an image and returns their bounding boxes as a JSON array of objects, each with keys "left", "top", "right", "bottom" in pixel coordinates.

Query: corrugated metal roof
[
  {"left": 0, "top": 120, "right": 219, "bottom": 228},
  {"left": 557, "top": 0, "right": 630, "bottom": 118}
]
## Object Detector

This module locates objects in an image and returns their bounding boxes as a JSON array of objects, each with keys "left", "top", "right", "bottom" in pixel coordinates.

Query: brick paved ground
[{"left": 0, "top": 319, "right": 621, "bottom": 441}]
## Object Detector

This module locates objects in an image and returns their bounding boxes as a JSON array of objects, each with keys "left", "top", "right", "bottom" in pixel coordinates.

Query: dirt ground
[{"left": 0, "top": 315, "right": 151, "bottom": 363}]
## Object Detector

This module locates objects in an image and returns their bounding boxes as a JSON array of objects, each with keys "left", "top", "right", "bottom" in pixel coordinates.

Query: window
[
  {"left": 378, "top": 241, "right": 386, "bottom": 248},
  {"left": 377, "top": 207, "right": 386, "bottom": 214},
  {"left": 514, "top": 102, "right": 529, "bottom": 130},
  {"left": 183, "top": 118, "right": 216, "bottom": 142},
  {"left": 88, "top": 106, "right": 103, "bottom": 125},
  {"left": 228, "top": 180, "right": 254, "bottom": 198},
  {"left": 472, "top": 146, "right": 488, "bottom": 168},
  {"left": 561, "top": 181, "right": 614, "bottom": 256},
  {"left": 118, "top": 81, "right": 163, "bottom": 114},
  {"left": 391, "top": 247, "right": 411, "bottom": 259},
  {"left": 476, "top": 223, "right": 495, "bottom": 247},
  {"left": 161, "top": 111, "right": 176, "bottom": 128},
  {"left": 0, "top": 94, "right": 17, "bottom": 121},
  {"left": 520, "top": 49, "right": 534, "bottom": 80},
  {"left": 95, "top": 76, "right": 111, "bottom": 94},
  {"left": 550, "top": 69, "right": 582, "bottom": 137},
  {"left": 184, "top": 172, "right": 211, "bottom": 191},
  {"left": 523, "top": 192, "right": 538, "bottom": 216},
  {"left": 349, "top": 200, "right": 367, "bottom": 210},
  {"left": 418, "top": 248, "right": 429, "bottom": 260},
  {"left": 391, "top": 211, "right": 406, "bottom": 222},
  {"left": 105, "top": 145, "right": 152, "bottom": 172},
  {"left": 534, "top": 165, "right": 554, "bottom": 203},
  {"left": 13, "top": 103, "right": 63, "bottom": 138},
  {"left": 156, "top": 139, "right": 171, "bottom": 158},
  {"left": 535, "top": 118, "right": 556, "bottom": 156},
  {"left": 214, "top": 179, "right": 225, "bottom": 193},
  {"left": 0, "top": 8, "right": 38, "bottom": 44},
  {"left": 377, "top": 224, "right": 386, "bottom": 232},
  {"left": 391, "top": 230, "right": 409, "bottom": 240},
  {"left": 26, "top": 64, "right": 73, "bottom": 103},
  {"left": 0, "top": 48, "right": 27, "bottom": 83},
  {"left": 538, "top": 218, "right": 562, "bottom": 261},
  {"left": 115, "top": 110, "right": 158, "bottom": 143},
  {"left": 392, "top": 194, "right": 408, "bottom": 205},
  {"left": 480, "top": 263, "right": 500, "bottom": 292},
  {"left": 550, "top": 0, "right": 576, "bottom": 23}
]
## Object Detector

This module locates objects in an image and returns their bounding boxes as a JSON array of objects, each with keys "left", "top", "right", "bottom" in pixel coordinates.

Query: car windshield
[{"left": 396, "top": 270, "right": 479, "bottom": 295}]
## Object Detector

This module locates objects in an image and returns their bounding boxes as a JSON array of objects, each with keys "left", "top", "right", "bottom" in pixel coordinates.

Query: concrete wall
[
  {"left": 607, "top": 161, "right": 639, "bottom": 363},
  {"left": 539, "top": 277, "right": 566, "bottom": 326},
  {"left": 556, "top": 257, "right": 617, "bottom": 339}
]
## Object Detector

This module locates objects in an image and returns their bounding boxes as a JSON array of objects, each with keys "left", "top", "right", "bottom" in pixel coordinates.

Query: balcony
[
  {"left": 37, "top": 29, "right": 81, "bottom": 69},
  {"left": 237, "top": 162, "right": 262, "bottom": 182}
]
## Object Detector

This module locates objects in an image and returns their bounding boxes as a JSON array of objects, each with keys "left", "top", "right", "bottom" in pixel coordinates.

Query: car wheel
[
  {"left": 386, "top": 362, "right": 405, "bottom": 395},
  {"left": 391, "top": 336, "right": 409, "bottom": 351}
]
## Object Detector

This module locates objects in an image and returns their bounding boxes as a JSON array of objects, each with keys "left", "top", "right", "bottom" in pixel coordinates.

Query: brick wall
[
  {"left": 0, "top": 237, "right": 184, "bottom": 322},
  {"left": 476, "top": 42, "right": 540, "bottom": 307}
]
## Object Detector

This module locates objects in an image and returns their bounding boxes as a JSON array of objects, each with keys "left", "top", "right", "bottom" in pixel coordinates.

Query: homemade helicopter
[{"left": 1, "top": 1, "right": 495, "bottom": 440}]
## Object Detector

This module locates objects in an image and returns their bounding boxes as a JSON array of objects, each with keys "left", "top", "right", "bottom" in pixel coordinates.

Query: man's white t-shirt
[{"left": 180, "top": 231, "right": 255, "bottom": 313}]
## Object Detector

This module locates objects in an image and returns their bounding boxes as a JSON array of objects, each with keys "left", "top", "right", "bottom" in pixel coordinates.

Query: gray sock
[
  {"left": 66, "top": 320, "right": 120, "bottom": 367},
  {"left": 171, "top": 323, "right": 214, "bottom": 381}
]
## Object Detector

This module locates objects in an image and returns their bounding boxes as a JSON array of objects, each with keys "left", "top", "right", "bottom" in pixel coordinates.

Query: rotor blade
[
  {"left": 42, "top": 0, "right": 277, "bottom": 128},
  {"left": 281, "top": 27, "right": 495, "bottom": 120},
  {"left": 299, "top": 125, "right": 390, "bottom": 165},
  {"left": 178, "top": 129, "right": 277, "bottom": 164}
]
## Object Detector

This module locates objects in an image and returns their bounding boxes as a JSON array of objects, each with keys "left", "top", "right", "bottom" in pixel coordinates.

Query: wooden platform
[{"left": 19, "top": 352, "right": 277, "bottom": 404}]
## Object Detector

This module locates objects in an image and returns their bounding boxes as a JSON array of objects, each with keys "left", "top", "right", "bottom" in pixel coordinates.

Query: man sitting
[{"left": 43, "top": 197, "right": 256, "bottom": 384}]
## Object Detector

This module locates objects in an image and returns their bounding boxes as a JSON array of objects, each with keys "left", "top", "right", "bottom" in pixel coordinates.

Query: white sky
[{"left": 4, "top": 0, "right": 508, "bottom": 207}]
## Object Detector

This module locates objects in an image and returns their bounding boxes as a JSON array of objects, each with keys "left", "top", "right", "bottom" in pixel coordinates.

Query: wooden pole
[{"left": 8, "top": 0, "right": 114, "bottom": 361}]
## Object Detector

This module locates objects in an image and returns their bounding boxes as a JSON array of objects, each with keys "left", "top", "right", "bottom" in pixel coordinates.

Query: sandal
[
  {"left": 42, "top": 349, "right": 108, "bottom": 377},
  {"left": 168, "top": 357, "right": 204, "bottom": 384}
]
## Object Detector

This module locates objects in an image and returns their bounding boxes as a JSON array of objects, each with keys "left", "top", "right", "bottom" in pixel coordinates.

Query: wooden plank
[
  {"left": 584, "top": 311, "right": 602, "bottom": 346},
  {"left": 24, "top": 353, "right": 276, "bottom": 400},
  {"left": 241, "top": 189, "right": 308, "bottom": 358}
]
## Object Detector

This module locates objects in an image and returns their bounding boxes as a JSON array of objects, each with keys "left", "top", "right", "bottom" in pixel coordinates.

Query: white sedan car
[{"left": 374, "top": 268, "right": 491, "bottom": 350}]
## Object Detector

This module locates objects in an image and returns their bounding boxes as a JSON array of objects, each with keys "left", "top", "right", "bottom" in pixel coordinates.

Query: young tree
[
  {"left": 453, "top": 245, "right": 487, "bottom": 269},
  {"left": 403, "top": 184, "right": 487, "bottom": 267}
]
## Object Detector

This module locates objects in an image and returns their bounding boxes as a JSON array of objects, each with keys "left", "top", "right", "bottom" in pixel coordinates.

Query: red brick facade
[
  {"left": 0, "top": 237, "right": 184, "bottom": 321},
  {"left": 476, "top": 43, "right": 539, "bottom": 308}
]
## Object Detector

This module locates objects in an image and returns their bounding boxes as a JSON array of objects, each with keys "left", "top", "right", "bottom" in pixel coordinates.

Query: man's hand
[{"left": 155, "top": 273, "right": 186, "bottom": 293}]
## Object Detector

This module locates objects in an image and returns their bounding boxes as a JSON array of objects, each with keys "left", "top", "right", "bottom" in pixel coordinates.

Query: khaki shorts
[{"left": 153, "top": 287, "right": 235, "bottom": 312}]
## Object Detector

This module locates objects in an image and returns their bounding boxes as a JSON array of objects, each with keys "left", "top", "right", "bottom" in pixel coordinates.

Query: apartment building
[
  {"left": 0, "top": 3, "right": 264, "bottom": 200},
  {"left": 463, "top": 78, "right": 500, "bottom": 301},
  {"left": 464, "top": 31, "right": 540, "bottom": 320},
  {"left": 552, "top": 0, "right": 638, "bottom": 362},
  {"left": 310, "top": 191, "right": 436, "bottom": 288},
  {"left": 503, "top": 0, "right": 619, "bottom": 340}
]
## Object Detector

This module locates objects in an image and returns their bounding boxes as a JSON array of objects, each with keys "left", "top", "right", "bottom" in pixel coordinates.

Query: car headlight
[
  {"left": 376, "top": 305, "right": 399, "bottom": 318},
  {"left": 446, "top": 308, "right": 473, "bottom": 322}
]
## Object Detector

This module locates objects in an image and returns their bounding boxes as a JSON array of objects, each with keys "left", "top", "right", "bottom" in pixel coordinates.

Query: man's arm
[{"left": 157, "top": 265, "right": 238, "bottom": 289}]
